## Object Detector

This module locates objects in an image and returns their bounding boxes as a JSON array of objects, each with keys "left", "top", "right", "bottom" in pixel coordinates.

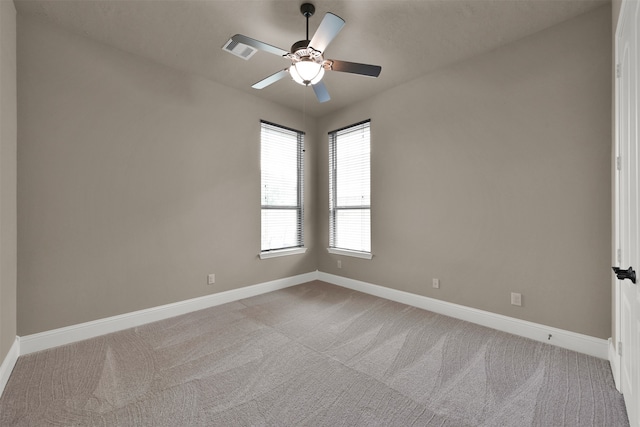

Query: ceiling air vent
[{"left": 222, "top": 38, "right": 258, "bottom": 60}]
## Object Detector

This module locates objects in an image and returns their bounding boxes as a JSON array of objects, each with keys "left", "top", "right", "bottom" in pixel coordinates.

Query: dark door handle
[{"left": 612, "top": 266, "right": 636, "bottom": 283}]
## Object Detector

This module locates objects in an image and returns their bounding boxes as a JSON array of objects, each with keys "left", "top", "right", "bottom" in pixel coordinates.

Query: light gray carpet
[{"left": 0, "top": 281, "right": 629, "bottom": 426}]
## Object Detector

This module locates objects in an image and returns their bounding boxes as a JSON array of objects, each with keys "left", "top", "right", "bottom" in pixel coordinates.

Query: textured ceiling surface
[{"left": 14, "top": 0, "right": 607, "bottom": 117}]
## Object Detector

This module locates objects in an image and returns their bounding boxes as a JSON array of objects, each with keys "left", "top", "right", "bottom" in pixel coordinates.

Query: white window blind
[
  {"left": 261, "top": 121, "right": 304, "bottom": 252},
  {"left": 329, "top": 120, "right": 371, "bottom": 253}
]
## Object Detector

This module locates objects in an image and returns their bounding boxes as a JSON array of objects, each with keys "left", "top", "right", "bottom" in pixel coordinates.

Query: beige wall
[
  {"left": 15, "top": 6, "right": 613, "bottom": 340},
  {"left": 17, "top": 16, "right": 317, "bottom": 335},
  {"left": 613, "top": 0, "right": 622, "bottom": 31},
  {"left": 316, "top": 6, "right": 612, "bottom": 339},
  {"left": 0, "top": 0, "right": 17, "bottom": 361}
]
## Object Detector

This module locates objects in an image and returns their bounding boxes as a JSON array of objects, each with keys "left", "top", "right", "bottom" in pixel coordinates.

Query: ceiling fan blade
[
  {"left": 231, "top": 34, "right": 288, "bottom": 57},
  {"left": 312, "top": 81, "right": 331, "bottom": 103},
  {"left": 325, "top": 60, "right": 382, "bottom": 77},
  {"left": 309, "top": 13, "right": 345, "bottom": 53},
  {"left": 252, "top": 69, "right": 289, "bottom": 89}
]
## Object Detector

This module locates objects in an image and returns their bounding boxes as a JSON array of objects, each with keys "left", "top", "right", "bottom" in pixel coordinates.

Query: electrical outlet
[
  {"left": 208, "top": 274, "right": 215, "bottom": 285},
  {"left": 432, "top": 278, "right": 440, "bottom": 289},
  {"left": 337, "top": 260, "right": 342, "bottom": 269},
  {"left": 511, "top": 292, "right": 522, "bottom": 306}
]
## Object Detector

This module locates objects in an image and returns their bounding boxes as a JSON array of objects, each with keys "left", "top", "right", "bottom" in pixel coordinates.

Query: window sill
[
  {"left": 327, "top": 248, "right": 373, "bottom": 260},
  {"left": 259, "top": 247, "right": 308, "bottom": 259}
]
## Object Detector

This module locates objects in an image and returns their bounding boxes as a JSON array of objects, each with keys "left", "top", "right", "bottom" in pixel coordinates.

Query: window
[
  {"left": 328, "top": 120, "right": 372, "bottom": 258},
  {"left": 260, "top": 121, "right": 305, "bottom": 258}
]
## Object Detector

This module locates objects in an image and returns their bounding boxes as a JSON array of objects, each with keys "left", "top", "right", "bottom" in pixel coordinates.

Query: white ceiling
[{"left": 14, "top": 0, "right": 608, "bottom": 117}]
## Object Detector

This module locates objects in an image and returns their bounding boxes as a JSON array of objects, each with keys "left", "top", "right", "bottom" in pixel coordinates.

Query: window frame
[
  {"left": 259, "top": 120, "right": 306, "bottom": 259},
  {"left": 327, "top": 119, "right": 372, "bottom": 259}
]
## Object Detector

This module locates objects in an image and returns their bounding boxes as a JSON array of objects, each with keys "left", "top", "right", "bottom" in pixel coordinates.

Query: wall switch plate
[
  {"left": 432, "top": 278, "right": 440, "bottom": 289},
  {"left": 511, "top": 292, "right": 522, "bottom": 306},
  {"left": 337, "top": 260, "right": 342, "bottom": 269},
  {"left": 208, "top": 274, "right": 215, "bottom": 285}
]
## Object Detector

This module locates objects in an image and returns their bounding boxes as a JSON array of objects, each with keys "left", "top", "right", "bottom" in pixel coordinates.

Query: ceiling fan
[{"left": 224, "top": 3, "right": 381, "bottom": 103}]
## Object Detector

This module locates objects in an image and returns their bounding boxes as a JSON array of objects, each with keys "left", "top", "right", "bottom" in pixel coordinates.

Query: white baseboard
[
  {"left": 19, "top": 271, "right": 316, "bottom": 355},
  {"left": 13, "top": 270, "right": 609, "bottom": 362},
  {"left": 609, "top": 338, "right": 622, "bottom": 391},
  {"left": 0, "top": 337, "right": 19, "bottom": 398},
  {"left": 318, "top": 272, "right": 609, "bottom": 359}
]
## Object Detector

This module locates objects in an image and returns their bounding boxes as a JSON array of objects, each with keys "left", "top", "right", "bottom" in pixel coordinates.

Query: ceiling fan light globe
[
  {"left": 296, "top": 60, "right": 321, "bottom": 80},
  {"left": 290, "top": 60, "right": 323, "bottom": 86}
]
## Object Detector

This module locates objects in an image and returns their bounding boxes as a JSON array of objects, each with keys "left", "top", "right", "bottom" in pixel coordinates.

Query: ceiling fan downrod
[{"left": 300, "top": 3, "right": 315, "bottom": 41}]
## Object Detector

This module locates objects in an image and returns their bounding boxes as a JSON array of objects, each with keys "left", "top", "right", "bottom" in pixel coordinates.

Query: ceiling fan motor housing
[
  {"left": 289, "top": 40, "right": 323, "bottom": 63},
  {"left": 291, "top": 40, "right": 311, "bottom": 54}
]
